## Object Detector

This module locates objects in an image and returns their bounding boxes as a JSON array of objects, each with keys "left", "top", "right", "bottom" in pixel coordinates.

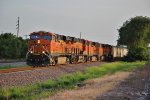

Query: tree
[
  {"left": 117, "top": 16, "right": 150, "bottom": 61},
  {"left": 0, "top": 33, "right": 27, "bottom": 59}
]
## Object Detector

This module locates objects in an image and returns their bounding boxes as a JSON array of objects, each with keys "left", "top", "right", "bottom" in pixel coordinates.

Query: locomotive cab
[{"left": 26, "top": 31, "right": 55, "bottom": 66}]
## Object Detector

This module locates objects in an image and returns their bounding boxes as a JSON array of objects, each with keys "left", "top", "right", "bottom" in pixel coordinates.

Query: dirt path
[{"left": 47, "top": 64, "right": 150, "bottom": 100}]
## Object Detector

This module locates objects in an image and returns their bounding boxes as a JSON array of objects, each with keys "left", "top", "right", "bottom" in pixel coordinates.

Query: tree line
[
  {"left": 0, "top": 33, "right": 27, "bottom": 59},
  {"left": 118, "top": 16, "right": 150, "bottom": 61}
]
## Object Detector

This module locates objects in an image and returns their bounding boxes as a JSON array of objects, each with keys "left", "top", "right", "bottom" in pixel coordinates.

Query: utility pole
[
  {"left": 16, "top": 17, "right": 19, "bottom": 37},
  {"left": 80, "top": 32, "right": 81, "bottom": 39},
  {"left": 24, "top": 35, "right": 29, "bottom": 39}
]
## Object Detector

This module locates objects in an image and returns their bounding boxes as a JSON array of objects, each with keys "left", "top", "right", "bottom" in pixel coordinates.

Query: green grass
[
  {"left": 0, "top": 65, "right": 12, "bottom": 69},
  {"left": 0, "top": 65, "right": 28, "bottom": 70},
  {"left": 0, "top": 61, "right": 147, "bottom": 100}
]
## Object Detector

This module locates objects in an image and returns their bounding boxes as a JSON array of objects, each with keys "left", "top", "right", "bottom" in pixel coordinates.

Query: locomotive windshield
[
  {"left": 30, "top": 34, "right": 52, "bottom": 41},
  {"left": 30, "top": 34, "right": 40, "bottom": 39}
]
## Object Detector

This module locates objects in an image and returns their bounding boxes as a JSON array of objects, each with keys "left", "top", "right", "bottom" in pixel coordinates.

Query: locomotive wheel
[
  {"left": 52, "top": 60, "right": 56, "bottom": 66},
  {"left": 101, "top": 56, "right": 105, "bottom": 61},
  {"left": 70, "top": 59, "right": 74, "bottom": 64},
  {"left": 52, "top": 61, "right": 56, "bottom": 66},
  {"left": 89, "top": 57, "right": 92, "bottom": 61},
  {"left": 45, "top": 64, "right": 49, "bottom": 67},
  {"left": 66, "top": 58, "right": 70, "bottom": 64},
  {"left": 75, "top": 58, "right": 78, "bottom": 64},
  {"left": 54, "top": 57, "right": 58, "bottom": 65},
  {"left": 50, "top": 57, "right": 56, "bottom": 66},
  {"left": 50, "top": 61, "right": 55, "bottom": 66},
  {"left": 70, "top": 58, "right": 76, "bottom": 64},
  {"left": 97, "top": 57, "right": 99, "bottom": 61},
  {"left": 83, "top": 56, "right": 87, "bottom": 63},
  {"left": 99, "top": 56, "right": 102, "bottom": 61},
  {"left": 85, "top": 57, "right": 88, "bottom": 62}
]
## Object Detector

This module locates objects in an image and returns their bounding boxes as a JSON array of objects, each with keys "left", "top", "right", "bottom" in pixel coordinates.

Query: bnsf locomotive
[{"left": 26, "top": 31, "right": 128, "bottom": 66}]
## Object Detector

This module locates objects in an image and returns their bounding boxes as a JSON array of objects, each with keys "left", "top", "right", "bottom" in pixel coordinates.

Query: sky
[{"left": 0, "top": 0, "right": 150, "bottom": 45}]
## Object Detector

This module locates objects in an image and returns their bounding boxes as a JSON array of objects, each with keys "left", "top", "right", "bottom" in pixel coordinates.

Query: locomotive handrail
[
  {"left": 26, "top": 46, "right": 34, "bottom": 60},
  {"left": 42, "top": 46, "right": 50, "bottom": 58},
  {"left": 42, "top": 46, "right": 49, "bottom": 54}
]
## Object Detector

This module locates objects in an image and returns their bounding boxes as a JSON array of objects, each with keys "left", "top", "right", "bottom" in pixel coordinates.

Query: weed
[{"left": 0, "top": 61, "right": 147, "bottom": 99}]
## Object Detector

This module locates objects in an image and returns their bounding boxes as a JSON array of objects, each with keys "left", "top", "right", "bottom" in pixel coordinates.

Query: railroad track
[
  {"left": 0, "top": 66, "right": 55, "bottom": 74},
  {"left": 0, "top": 67, "right": 34, "bottom": 74},
  {"left": 0, "top": 62, "right": 105, "bottom": 74},
  {"left": 0, "top": 62, "right": 105, "bottom": 87}
]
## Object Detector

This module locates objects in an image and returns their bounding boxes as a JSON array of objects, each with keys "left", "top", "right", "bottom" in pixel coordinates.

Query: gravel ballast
[{"left": 0, "top": 62, "right": 104, "bottom": 87}]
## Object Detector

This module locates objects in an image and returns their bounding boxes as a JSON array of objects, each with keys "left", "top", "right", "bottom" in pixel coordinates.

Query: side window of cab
[
  {"left": 42, "top": 35, "right": 52, "bottom": 41},
  {"left": 53, "top": 36, "right": 56, "bottom": 41}
]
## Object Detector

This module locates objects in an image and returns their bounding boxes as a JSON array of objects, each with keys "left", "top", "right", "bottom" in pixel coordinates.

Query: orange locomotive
[{"left": 26, "top": 31, "right": 112, "bottom": 66}]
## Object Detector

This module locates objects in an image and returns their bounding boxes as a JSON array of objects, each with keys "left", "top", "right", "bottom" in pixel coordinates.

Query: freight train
[{"left": 26, "top": 31, "right": 128, "bottom": 66}]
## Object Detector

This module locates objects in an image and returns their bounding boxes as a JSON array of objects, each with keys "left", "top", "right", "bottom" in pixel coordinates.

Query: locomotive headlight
[
  {"left": 42, "top": 51, "right": 45, "bottom": 53},
  {"left": 38, "top": 40, "right": 40, "bottom": 44},
  {"left": 30, "top": 51, "right": 33, "bottom": 53}
]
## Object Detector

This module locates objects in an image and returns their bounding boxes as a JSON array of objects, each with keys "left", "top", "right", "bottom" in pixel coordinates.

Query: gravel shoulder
[
  {"left": 0, "top": 62, "right": 105, "bottom": 87},
  {"left": 47, "top": 64, "right": 150, "bottom": 100}
]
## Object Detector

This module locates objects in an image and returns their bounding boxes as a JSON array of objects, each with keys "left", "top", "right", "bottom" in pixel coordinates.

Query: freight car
[
  {"left": 111, "top": 46, "right": 128, "bottom": 61},
  {"left": 26, "top": 31, "right": 128, "bottom": 66}
]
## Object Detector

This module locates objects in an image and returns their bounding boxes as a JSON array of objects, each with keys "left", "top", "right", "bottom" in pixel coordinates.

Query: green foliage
[
  {"left": 0, "top": 33, "right": 27, "bottom": 59},
  {"left": 117, "top": 16, "right": 150, "bottom": 61},
  {"left": 0, "top": 61, "right": 146, "bottom": 100}
]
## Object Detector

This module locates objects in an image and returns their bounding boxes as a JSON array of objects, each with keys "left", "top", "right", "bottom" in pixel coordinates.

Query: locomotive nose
[
  {"left": 32, "top": 40, "right": 49, "bottom": 54},
  {"left": 33, "top": 40, "right": 40, "bottom": 44}
]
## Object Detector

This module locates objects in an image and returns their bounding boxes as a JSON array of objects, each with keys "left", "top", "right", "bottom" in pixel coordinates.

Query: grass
[
  {"left": 0, "top": 61, "right": 147, "bottom": 100},
  {"left": 0, "top": 65, "right": 12, "bottom": 69},
  {"left": 0, "top": 65, "right": 28, "bottom": 70}
]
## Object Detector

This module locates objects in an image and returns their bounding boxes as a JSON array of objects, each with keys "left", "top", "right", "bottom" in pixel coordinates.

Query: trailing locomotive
[{"left": 26, "top": 31, "right": 128, "bottom": 66}]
